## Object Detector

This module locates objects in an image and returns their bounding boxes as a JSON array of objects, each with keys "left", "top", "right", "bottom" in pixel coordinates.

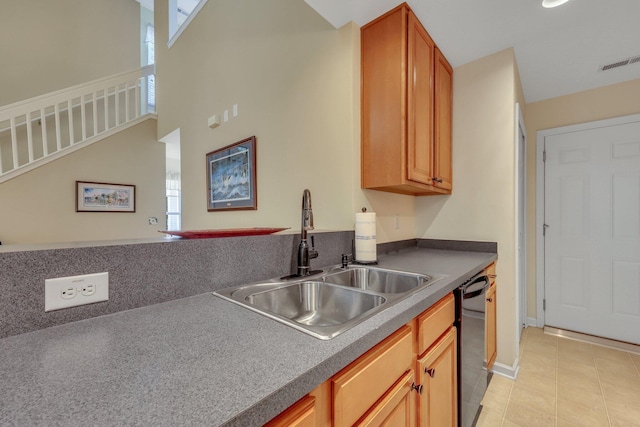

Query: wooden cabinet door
[
  {"left": 357, "top": 371, "right": 417, "bottom": 427},
  {"left": 417, "top": 327, "right": 457, "bottom": 427},
  {"left": 333, "top": 325, "right": 414, "bottom": 427},
  {"left": 361, "top": 4, "right": 407, "bottom": 190},
  {"left": 433, "top": 48, "right": 453, "bottom": 191},
  {"left": 406, "top": 11, "right": 435, "bottom": 186},
  {"left": 265, "top": 395, "right": 316, "bottom": 427},
  {"left": 486, "top": 283, "right": 497, "bottom": 370}
]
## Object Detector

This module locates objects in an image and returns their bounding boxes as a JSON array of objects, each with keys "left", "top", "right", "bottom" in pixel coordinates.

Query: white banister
[
  {"left": 54, "top": 103, "right": 61, "bottom": 152},
  {"left": 80, "top": 96, "right": 87, "bottom": 141},
  {"left": 10, "top": 117, "right": 18, "bottom": 169},
  {"left": 93, "top": 92, "right": 98, "bottom": 137},
  {"left": 67, "top": 99, "right": 74, "bottom": 146},
  {"left": 0, "top": 65, "right": 156, "bottom": 183},
  {"left": 125, "top": 82, "right": 130, "bottom": 123},
  {"left": 41, "top": 107, "right": 48, "bottom": 157},
  {"left": 104, "top": 89, "right": 109, "bottom": 132},
  {"left": 26, "top": 112, "right": 34, "bottom": 163},
  {"left": 115, "top": 84, "right": 121, "bottom": 126}
]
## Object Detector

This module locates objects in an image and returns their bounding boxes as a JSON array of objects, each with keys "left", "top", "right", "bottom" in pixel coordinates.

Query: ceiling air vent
[{"left": 600, "top": 54, "right": 640, "bottom": 71}]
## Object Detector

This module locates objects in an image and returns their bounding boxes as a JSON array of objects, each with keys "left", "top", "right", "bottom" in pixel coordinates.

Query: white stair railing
[{"left": 0, "top": 65, "right": 156, "bottom": 183}]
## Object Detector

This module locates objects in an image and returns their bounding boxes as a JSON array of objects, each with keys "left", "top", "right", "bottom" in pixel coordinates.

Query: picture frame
[
  {"left": 206, "top": 136, "right": 257, "bottom": 211},
  {"left": 76, "top": 181, "right": 136, "bottom": 213}
]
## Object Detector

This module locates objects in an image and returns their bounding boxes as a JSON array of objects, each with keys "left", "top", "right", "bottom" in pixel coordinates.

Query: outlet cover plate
[{"left": 45, "top": 272, "right": 109, "bottom": 312}]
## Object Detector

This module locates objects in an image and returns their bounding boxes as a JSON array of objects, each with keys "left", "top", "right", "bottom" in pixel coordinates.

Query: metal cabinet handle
[
  {"left": 432, "top": 177, "right": 444, "bottom": 183},
  {"left": 486, "top": 297, "right": 493, "bottom": 302},
  {"left": 410, "top": 382, "right": 423, "bottom": 394},
  {"left": 425, "top": 368, "right": 436, "bottom": 378}
]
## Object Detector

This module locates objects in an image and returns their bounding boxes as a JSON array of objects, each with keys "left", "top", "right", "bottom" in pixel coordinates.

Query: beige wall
[
  {"left": 415, "top": 48, "right": 521, "bottom": 369},
  {"left": 524, "top": 78, "right": 640, "bottom": 319},
  {"left": 0, "top": 0, "right": 140, "bottom": 106},
  {"left": 0, "top": 120, "right": 165, "bottom": 245},
  {"left": 0, "top": 0, "right": 168, "bottom": 245},
  {"left": 155, "top": 0, "right": 415, "bottom": 243}
]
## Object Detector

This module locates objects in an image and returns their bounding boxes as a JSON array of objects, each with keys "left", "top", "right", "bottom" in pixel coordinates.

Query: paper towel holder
[
  {"left": 351, "top": 239, "right": 378, "bottom": 266},
  {"left": 354, "top": 207, "right": 378, "bottom": 264}
]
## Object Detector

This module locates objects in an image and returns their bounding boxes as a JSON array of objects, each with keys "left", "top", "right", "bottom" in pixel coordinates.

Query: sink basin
[
  {"left": 214, "top": 265, "right": 444, "bottom": 340},
  {"left": 322, "top": 267, "right": 435, "bottom": 294},
  {"left": 217, "top": 281, "right": 386, "bottom": 339},
  {"left": 247, "top": 281, "right": 385, "bottom": 327}
]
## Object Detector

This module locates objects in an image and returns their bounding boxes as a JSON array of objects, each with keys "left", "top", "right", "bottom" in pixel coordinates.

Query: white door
[{"left": 544, "top": 118, "right": 640, "bottom": 344}]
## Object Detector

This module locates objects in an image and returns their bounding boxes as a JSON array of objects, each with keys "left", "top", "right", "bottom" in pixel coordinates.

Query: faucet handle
[
  {"left": 341, "top": 253, "right": 352, "bottom": 268},
  {"left": 309, "top": 236, "right": 319, "bottom": 259}
]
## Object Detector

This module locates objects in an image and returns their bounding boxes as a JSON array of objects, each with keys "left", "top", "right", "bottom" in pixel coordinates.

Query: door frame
[
  {"left": 515, "top": 103, "right": 527, "bottom": 341},
  {"left": 535, "top": 113, "right": 640, "bottom": 327}
]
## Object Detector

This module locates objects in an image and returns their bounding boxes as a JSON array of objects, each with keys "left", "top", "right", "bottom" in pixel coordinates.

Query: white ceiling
[{"left": 305, "top": 0, "right": 640, "bottom": 103}]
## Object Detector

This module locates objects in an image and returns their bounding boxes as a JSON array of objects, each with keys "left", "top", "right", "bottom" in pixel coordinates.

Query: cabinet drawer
[
  {"left": 332, "top": 325, "right": 414, "bottom": 427},
  {"left": 417, "top": 293, "right": 454, "bottom": 356}
]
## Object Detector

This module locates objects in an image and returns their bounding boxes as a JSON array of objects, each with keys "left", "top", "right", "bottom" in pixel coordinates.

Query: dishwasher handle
[{"left": 462, "top": 275, "right": 490, "bottom": 300}]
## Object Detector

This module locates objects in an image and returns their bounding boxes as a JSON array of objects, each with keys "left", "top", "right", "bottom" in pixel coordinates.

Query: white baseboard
[
  {"left": 526, "top": 317, "right": 537, "bottom": 327},
  {"left": 491, "top": 356, "right": 519, "bottom": 380}
]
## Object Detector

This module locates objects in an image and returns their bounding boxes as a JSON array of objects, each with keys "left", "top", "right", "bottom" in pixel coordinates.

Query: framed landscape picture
[
  {"left": 206, "top": 136, "right": 257, "bottom": 211},
  {"left": 76, "top": 181, "right": 136, "bottom": 213}
]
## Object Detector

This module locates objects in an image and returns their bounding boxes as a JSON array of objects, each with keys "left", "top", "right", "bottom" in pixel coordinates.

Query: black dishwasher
[{"left": 455, "top": 272, "right": 491, "bottom": 427}]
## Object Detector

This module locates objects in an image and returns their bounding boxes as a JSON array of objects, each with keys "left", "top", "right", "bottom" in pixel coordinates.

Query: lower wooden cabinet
[
  {"left": 484, "top": 262, "right": 497, "bottom": 371},
  {"left": 485, "top": 282, "right": 497, "bottom": 370},
  {"left": 266, "top": 291, "right": 461, "bottom": 427},
  {"left": 332, "top": 325, "right": 414, "bottom": 427},
  {"left": 417, "top": 327, "right": 457, "bottom": 427},
  {"left": 264, "top": 395, "right": 316, "bottom": 427},
  {"left": 358, "top": 370, "right": 417, "bottom": 427}
]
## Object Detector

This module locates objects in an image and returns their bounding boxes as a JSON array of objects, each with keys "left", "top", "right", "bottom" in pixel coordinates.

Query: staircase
[{"left": 0, "top": 65, "right": 156, "bottom": 183}]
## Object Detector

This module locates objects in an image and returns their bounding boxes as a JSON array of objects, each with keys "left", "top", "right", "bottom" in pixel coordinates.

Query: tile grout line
[
  {"left": 591, "top": 343, "right": 614, "bottom": 427},
  {"left": 554, "top": 334, "right": 558, "bottom": 427},
  {"left": 498, "top": 328, "right": 527, "bottom": 427}
]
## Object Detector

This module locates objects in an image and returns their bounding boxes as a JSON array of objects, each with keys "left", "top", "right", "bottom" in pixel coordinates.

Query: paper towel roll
[{"left": 355, "top": 212, "right": 377, "bottom": 262}]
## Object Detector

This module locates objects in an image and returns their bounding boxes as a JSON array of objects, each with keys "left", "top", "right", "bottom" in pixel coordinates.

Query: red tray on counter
[{"left": 159, "top": 227, "right": 289, "bottom": 239}]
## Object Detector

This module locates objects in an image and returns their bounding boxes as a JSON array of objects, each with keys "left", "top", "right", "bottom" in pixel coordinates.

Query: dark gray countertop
[{"left": 0, "top": 247, "right": 496, "bottom": 426}]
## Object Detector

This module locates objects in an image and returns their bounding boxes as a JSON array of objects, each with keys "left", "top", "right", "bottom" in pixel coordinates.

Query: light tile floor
[{"left": 478, "top": 327, "right": 640, "bottom": 427}]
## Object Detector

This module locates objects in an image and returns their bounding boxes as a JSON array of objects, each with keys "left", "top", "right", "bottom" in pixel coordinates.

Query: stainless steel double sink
[{"left": 214, "top": 266, "right": 443, "bottom": 339}]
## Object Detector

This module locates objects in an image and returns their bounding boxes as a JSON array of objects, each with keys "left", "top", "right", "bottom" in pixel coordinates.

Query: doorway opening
[{"left": 161, "top": 128, "right": 181, "bottom": 231}]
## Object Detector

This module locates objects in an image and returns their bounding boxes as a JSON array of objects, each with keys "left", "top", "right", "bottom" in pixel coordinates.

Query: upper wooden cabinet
[
  {"left": 361, "top": 3, "right": 453, "bottom": 196},
  {"left": 433, "top": 48, "right": 453, "bottom": 192}
]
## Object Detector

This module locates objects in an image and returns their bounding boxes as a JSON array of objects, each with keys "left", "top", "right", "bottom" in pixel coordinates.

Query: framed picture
[
  {"left": 206, "top": 136, "right": 257, "bottom": 211},
  {"left": 76, "top": 181, "right": 136, "bottom": 213}
]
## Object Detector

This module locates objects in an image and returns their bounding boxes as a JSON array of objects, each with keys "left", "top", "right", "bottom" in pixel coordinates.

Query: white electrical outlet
[{"left": 45, "top": 272, "right": 109, "bottom": 312}]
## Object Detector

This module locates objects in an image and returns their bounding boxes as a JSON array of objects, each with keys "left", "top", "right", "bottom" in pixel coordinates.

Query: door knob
[
  {"left": 410, "top": 382, "right": 423, "bottom": 394},
  {"left": 425, "top": 368, "right": 436, "bottom": 378}
]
